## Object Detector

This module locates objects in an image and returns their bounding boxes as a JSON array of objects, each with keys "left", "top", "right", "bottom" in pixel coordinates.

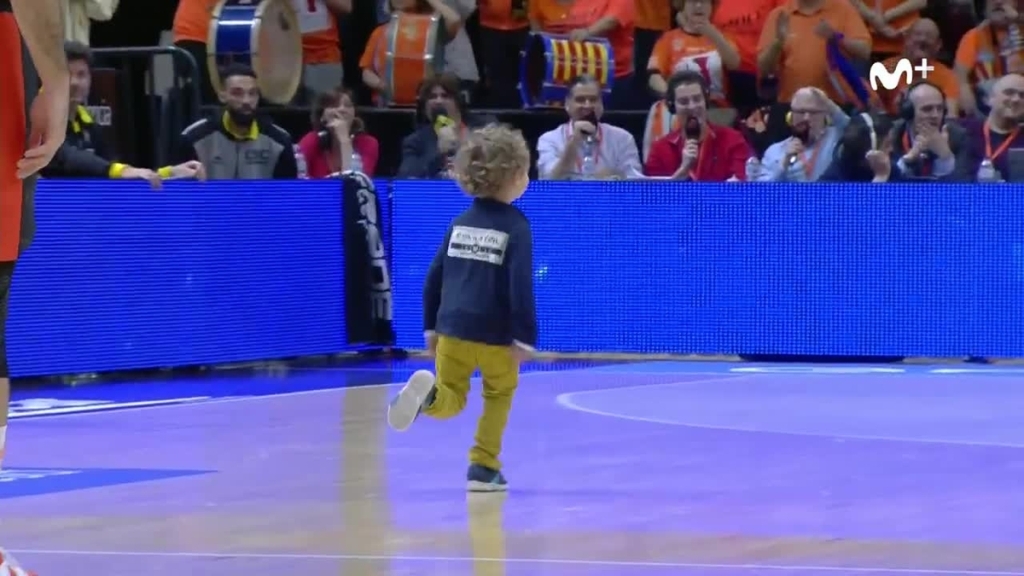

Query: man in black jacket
[
  {"left": 44, "top": 41, "right": 203, "bottom": 183},
  {"left": 886, "top": 81, "right": 974, "bottom": 181},
  {"left": 397, "top": 73, "right": 496, "bottom": 179},
  {"left": 175, "top": 64, "right": 297, "bottom": 180},
  {"left": 387, "top": 125, "right": 536, "bottom": 493}
]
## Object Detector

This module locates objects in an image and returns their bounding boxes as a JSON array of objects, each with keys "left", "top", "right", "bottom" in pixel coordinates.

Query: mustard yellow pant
[{"left": 422, "top": 335, "right": 519, "bottom": 470}]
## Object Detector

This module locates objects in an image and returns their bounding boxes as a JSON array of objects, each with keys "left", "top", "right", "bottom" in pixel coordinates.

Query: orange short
[{"left": 0, "top": 12, "right": 25, "bottom": 262}]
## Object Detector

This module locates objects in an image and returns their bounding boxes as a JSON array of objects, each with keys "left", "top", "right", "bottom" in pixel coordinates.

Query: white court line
[
  {"left": 555, "top": 382, "right": 1024, "bottom": 450},
  {"left": 11, "top": 363, "right": 688, "bottom": 422},
  {"left": 7, "top": 550, "right": 1024, "bottom": 574}
]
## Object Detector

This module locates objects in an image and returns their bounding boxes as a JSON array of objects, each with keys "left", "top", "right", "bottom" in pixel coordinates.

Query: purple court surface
[{"left": 1, "top": 359, "right": 1023, "bottom": 575}]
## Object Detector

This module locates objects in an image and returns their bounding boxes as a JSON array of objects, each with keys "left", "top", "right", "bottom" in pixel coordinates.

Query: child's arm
[
  {"left": 507, "top": 223, "right": 538, "bottom": 351},
  {"left": 423, "top": 226, "right": 452, "bottom": 337}
]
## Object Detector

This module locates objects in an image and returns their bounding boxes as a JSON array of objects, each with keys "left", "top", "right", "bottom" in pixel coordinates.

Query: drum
[
  {"left": 207, "top": 0, "right": 303, "bottom": 105},
  {"left": 374, "top": 12, "right": 446, "bottom": 107},
  {"left": 519, "top": 32, "right": 614, "bottom": 109}
]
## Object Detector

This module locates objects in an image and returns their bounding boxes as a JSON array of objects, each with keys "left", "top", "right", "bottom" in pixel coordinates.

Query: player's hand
[
  {"left": 170, "top": 160, "right": 206, "bottom": 181},
  {"left": 122, "top": 167, "right": 162, "bottom": 189},
  {"left": 424, "top": 332, "right": 438, "bottom": 357},
  {"left": 18, "top": 80, "right": 70, "bottom": 179},
  {"left": 785, "top": 138, "right": 805, "bottom": 157}
]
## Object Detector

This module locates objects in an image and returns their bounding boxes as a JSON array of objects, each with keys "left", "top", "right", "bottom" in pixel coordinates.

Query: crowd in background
[{"left": 48, "top": 0, "right": 1024, "bottom": 185}]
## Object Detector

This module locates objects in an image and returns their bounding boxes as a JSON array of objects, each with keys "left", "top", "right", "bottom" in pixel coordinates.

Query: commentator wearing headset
[
  {"left": 644, "top": 70, "right": 752, "bottom": 181},
  {"left": 397, "top": 73, "right": 496, "bottom": 179},
  {"left": 885, "top": 80, "right": 972, "bottom": 181},
  {"left": 754, "top": 86, "right": 849, "bottom": 182},
  {"left": 297, "top": 87, "right": 380, "bottom": 178}
]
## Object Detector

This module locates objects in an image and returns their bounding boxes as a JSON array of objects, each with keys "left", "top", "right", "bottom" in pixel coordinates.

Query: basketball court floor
[{"left": 1, "top": 359, "right": 1023, "bottom": 575}]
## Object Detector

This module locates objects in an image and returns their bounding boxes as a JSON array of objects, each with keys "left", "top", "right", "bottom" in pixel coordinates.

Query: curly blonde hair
[{"left": 452, "top": 124, "right": 530, "bottom": 198}]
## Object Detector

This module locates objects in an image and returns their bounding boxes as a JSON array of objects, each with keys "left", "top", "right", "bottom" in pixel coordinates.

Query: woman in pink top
[{"left": 297, "top": 87, "right": 380, "bottom": 178}]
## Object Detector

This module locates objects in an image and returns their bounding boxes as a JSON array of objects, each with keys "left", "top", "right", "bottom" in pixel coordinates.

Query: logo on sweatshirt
[
  {"left": 869, "top": 58, "right": 934, "bottom": 91},
  {"left": 448, "top": 226, "right": 509, "bottom": 265}
]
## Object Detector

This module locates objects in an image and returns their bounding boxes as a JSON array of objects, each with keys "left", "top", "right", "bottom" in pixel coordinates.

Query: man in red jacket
[{"left": 644, "top": 70, "right": 753, "bottom": 181}]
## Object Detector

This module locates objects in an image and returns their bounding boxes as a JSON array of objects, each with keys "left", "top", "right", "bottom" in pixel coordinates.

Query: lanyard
[
  {"left": 983, "top": 120, "right": 1019, "bottom": 161},
  {"left": 564, "top": 122, "right": 604, "bottom": 173}
]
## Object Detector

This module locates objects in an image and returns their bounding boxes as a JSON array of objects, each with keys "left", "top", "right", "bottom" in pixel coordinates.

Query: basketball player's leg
[
  {"left": 387, "top": 335, "right": 475, "bottom": 432},
  {"left": 466, "top": 343, "right": 518, "bottom": 492},
  {"left": 0, "top": 261, "right": 14, "bottom": 470}
]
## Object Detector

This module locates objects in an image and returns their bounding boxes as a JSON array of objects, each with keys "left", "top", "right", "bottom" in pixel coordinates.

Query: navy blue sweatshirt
[{"left": 424, "top": 198, "right": 538, "bottom": 349}]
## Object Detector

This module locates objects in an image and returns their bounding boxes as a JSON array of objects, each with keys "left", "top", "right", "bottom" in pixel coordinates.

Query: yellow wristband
[
  {"left": 157, "top": 166, "right": 173, "bottom": 179},
  {"left": 108, "top": 163, "right": 126, "bottom": 178}
]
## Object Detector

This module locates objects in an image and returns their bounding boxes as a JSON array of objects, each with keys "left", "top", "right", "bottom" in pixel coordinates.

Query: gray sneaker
[
  {"left": 387, "top": 370, "right": 436, "bottom": 432},
  {"left": 467, "top": 463, "right": 508, "bottom": 492}
]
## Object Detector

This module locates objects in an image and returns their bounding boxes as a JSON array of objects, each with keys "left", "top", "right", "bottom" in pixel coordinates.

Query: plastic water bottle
[
  {"left": 977, "top": 158, "right": 999, "bottom": 183},
  {"left": 745, "top": 156, "right": 762, "bottom": 181},
  {"left": 294, "top": 145, "right": 308, "bottom": 179},
  {"left": 350, "top": 151, "right": 364, "bottom": 174},
  {"left": 580, "top": 141, "right": 597, "bottom": 178}
]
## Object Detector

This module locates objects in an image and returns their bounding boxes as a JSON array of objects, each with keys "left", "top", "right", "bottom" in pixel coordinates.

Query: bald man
[
  {"left": 888, "top": 81, "right": 974, "bottom": 180},
  {"left": 755, "top": 86, "right": 850, "bottom": 182},
  {"left": 871, "top": 19, "right": 960, "bottom": 116},
  {"left": 962, "top": 73, "right": 1024, "bottom": 180},
  {"left": 0, "top": 0, "right": 70, "bottom": 469}
]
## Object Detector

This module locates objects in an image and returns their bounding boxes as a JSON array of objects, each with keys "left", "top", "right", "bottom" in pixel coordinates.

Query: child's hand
[
  {"left": 511, "top": 343, "right": 533, "bottom": 364},
  {"left": 424, "top": 332, "right": 438, "bottom": 357}
]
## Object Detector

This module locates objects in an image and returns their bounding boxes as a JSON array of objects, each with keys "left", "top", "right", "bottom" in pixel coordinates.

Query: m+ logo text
[{"left": 868, "top": 58, "right": 934, "bottom": 91}]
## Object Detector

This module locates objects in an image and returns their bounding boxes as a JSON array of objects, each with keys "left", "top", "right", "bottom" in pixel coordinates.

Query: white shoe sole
[
  {"left": 467, "top": 480, "right": 508, "bottom": 492},
  {"left": 387, "top": 370, "right": 436, "bottom": 432}
]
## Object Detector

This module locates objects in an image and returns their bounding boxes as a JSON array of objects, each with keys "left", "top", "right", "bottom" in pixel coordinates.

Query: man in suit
[
  {"left": 397, "top": 72, "right": 496, "bottom": 179},
  {"left": 887, "top": 80, "right": 974, "bottom": 181}
]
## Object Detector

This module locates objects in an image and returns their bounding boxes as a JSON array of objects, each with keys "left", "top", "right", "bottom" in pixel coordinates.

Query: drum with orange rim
[
  {"left": 519, "top": 32, "right": 614, "bottom": 109},
  {"left": 370, "top": 12, "right": 446, "bottom": 107}
]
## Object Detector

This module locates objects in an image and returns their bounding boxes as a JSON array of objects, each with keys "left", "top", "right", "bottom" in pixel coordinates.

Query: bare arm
[
  {"left": 883, "top": 0, "right": 926, "bottom": 21},
  {"left": 324, "top": 0, "right": 352, "bottom": 14},
  {"left": 11, "top": 0, "right": 67, "bottom": 86}
]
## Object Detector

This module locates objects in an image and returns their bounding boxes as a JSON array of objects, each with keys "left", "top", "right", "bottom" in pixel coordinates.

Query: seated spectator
[
  {"left": 529, "top": 0, "right": 637, "bottom": 109},
  {"left": 954, "top": 0, "right": 1024, "bottom": 116},
  {"left": 360, "top": 0, "right": 463, "bottom": 106},
  {"left": 872, "top": 19, "right": 959, "bottom": 117},
  {"left": 647, "top": 0, "right": 740, "bottom": 107},
  {"left": 397, "top": 73, "right": 496, "bottom": 179},
  {"left": 644, "top": 70, "right": 751, "bottom": 181},
  {"left": 755, "top": 86, "right": 849, "bottom": 181},
  {"left": 44, "top": 41, "right": 202, "bottom": 184},
  {"left": 756, "top": 0, "right": 871, "bottom": 107},
  {"left": 536, "top": 75, "right": 644, "bottom": 180},
  {"left": 297, "top": 87, "right": 380, "bottom": 178},
  {"left": 175, "top": 64, "right": 298, "bottom": 180},
  {"left": 821, "top": 112, "right": 897, "bottom": 181},
  {"left": 961, "top": 73, "right": 1024, "bottom": 180},
  {"left": 887, "top": 81, "right": 972, "bottom": 181}
]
